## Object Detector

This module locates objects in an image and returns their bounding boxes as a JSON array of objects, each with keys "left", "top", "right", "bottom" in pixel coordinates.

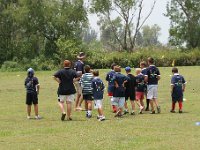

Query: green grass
[{"left": 0, "top": 66, "right": 200, "bottom": 150}]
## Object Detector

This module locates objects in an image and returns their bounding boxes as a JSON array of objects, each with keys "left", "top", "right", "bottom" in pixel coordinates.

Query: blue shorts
[{"left": 112, "top": 97, "right": 125, "bottom": 108}]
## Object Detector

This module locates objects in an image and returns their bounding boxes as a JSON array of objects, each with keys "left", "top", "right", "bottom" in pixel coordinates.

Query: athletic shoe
[
  {"left": 98, "top": 116, "right": 105, "bottom": 121},
  {"left": 150, "top": 111, "right": 155, "bottom": 114},
  {"left": 170, "top": 110, "right": 175, "bottom": 113},
  {"left": 139, "top": 106, "right": 144, "bottom": 114},
  {"left": 157, "top": 106, "right": 161, "bottom": 113},
  {"left": 123, "top": 110, "right": 129, "bottom": 115},
  {"left": 87, "top": 115, "right": 92, "bottom": 118},
  {"left": 130, "top": 112, "right": 135, "bottom": 115},
  {"left": 179, "top": 110, "right": 183, "bottom": 113},
  {"left": 27, "top": 116, "right": 31, "bottom": 119},
  {"left": 35, "top": 115, "right": 41, "bottom": 120},
  {"left": 67, "top": 117, "right": 72, "bottom": 121},
  {"left": 97, "top": 115, "right": 100, "bottom": 119},
  {"left": 61, "top": 113, "right": 66, "bottom": 121}
]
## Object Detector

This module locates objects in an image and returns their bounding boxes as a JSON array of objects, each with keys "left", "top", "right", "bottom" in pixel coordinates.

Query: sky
[{"left": 88, "top": 0, "right": 170, "bottom": 44}]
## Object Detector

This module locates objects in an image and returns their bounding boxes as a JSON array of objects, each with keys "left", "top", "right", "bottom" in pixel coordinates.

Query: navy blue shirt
[
  {"left": 25, "top": 77, "right": 39, "bottom": 93},
  {"left": 171, "top": 74, "right": 186, "bottom": 100},
  {"left": 54, "top": 68, "right": 77, "bottom": 95},
  {"left": 74, "top": 60, "right": 85, "bottom": 77},
  {"left": 145, "top": 65, "right": 160, "bottom": 85},
  {"left": 113, "top": 73, "right": 128, "bottom": 97},
  {"left": 141, "top": 68, "right": 147, "bottom": 75},
  {"left": 106, "top": 70, "right": 116, "bottom": 93},
  {"left": 135, "top": 74, "right": 145, "bottom": 92},
  {"left": 92, "top": 77, "right": 105, "bottom": 99},
  {"left": 125, "top": 74, "right": 136, "bottom": 95}
]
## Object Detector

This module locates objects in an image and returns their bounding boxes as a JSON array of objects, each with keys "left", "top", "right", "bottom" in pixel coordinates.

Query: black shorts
[
  {"left": 172, "top": 96, "right": 183, "bottom": 102},
  {"left": 83, "top": 94, "right": 94, "bottom": 101},
  {"left": 125, "top": 93, "right": 135, "bottom": 101},
  {"left": 26, "top": 92, "right": 38, "bottom": 105}
]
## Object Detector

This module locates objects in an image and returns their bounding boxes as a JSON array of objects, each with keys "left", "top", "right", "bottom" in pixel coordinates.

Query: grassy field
[{"left": 0, "top": 66, "right": 200, "bottom": 150}]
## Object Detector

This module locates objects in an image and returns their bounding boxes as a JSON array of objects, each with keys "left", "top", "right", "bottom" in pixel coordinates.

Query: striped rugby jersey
[{"left": 80, "top": 73, "right": 93, "bottom": 95}]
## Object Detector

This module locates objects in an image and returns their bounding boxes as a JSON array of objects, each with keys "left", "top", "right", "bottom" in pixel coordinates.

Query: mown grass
[{"left": 0, "top": 66, "right": 200, "bottom": 150}]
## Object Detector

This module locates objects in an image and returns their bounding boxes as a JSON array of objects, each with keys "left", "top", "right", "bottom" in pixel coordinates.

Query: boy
[
  {"left": 170, "top": 67, "right": 186, "bottom": 113},
  {"left": 112, "top": 66, "right": 128, "bottom": 117},
  {"left": 80, "top": 65, "right": 93, "bottom": 118},
  {"left": 92, "top": 70, "right": 106, "bottom": 121},
  {"left": 144, "top": 57, "right": 161, "bottom": 114},
  {"left": 135, "top": 68, "right": 145, "bottom": 114},
  {"left": 106, "top": 63, "right": 117, "bottom": 113},
  {"left": 124, "top": 66, "right": 136, "bottom": 115},
  {"left": 140, "top": 61, "right": 149, "bottom": 111},
  {"left": 74, "top": 52, "right": 86, "bottom": 111},
  {"left": 25, "top": 68, "right": 41, "bottom": 119},
  {"left": 53, "top": 60, "right": 79, "bottom": 121}
]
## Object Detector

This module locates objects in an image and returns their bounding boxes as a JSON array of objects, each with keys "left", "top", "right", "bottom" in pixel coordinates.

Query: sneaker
[
  {"left": 35, "top": 115, "right": 41, "bottom": 120},
  {"left": 150, "top": 111, "right": 155, "bottom": 114},
  {"left": 61, "top": 113, "right": 66, "bottom": 121},
  {"left": 130, "top": 112, "right": 135, "bottom": 115},
  {"left": 123, "top": 110, "right": 129, "bottom": 115},
  {"left": 87, "top": 115, "right": 92, "bottom": 118},
  {"left": 98, "top": 116, "right": 105, "bottom": 121},
  {"left": 67, "top": 117, "right": 72, "bottom": 121},
  {"left": 139, "top": 106, "right": 144, "bottom": 114},
  {"left": 179, "top": 110, "right": 183, "bottom": 113},
  {"left": 27, "top": 116, "right": 31, "bottom": 119},
  {"left": 157, "top": 106, "right": 161, "bottom": 113},
  {"left": 170, "top": 110, "right": 175, "bottom": 113}
]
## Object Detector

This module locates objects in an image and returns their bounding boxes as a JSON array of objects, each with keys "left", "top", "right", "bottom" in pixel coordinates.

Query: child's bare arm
[
  {"left": 182, "top": 84, "right": 186, "bottom": 92},
  {"left": 53, "top": 76, "right": 61, "bottom": 84},
  {"left": 36, "top": 84, "right": 40, "bottom": 95},
  {"left": 114, "top": 81, "right": 119, "bottom": 88},
  {"left": 171, "top": 85, "right": 174, "bottom": 94}
]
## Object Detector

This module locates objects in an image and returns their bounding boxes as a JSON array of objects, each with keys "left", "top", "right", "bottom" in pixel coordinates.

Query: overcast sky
[{"left": 88, "top": 0, "right": 170, "bottom": 44}]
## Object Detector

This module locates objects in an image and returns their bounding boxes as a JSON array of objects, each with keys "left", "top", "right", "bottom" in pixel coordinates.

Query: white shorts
[
  {"left": 59, "top": 94, "right": 75, "bottom": 103},
  {"left": 94, "top": 99, "right": 103, "bottom": 109},
  {"left": 74, "top": 81, "right": 82, "bottom": 95},
  {"left": 147, "top": 85, "right": 158, "bottom": 100},
  {"left": 112, "top": 97, "right": 125, "bottom": 108}
]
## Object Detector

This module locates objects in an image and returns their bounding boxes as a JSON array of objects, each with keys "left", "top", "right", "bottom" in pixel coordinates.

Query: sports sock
[
  {"left": 172, "top": 102, "right": 176, "bottom": 110},
  {"left": 178, "top": 101, "right": 182, "bottom": 110}
]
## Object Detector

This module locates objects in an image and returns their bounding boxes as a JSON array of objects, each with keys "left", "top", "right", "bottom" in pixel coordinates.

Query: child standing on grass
[
  {"left": 113, "top": 66, "right": 128, "bottom": 117},
  {"left": 25, "top": 68, "right": 41, "bottom": 119},
  {"left": 170, "top": 67, "right": 186, "bottom": 113},
  {"left": 106, "top": 63, "right": 117, "bottom": 113},
  {"left": 124, "top": 66, "right": 137, "bottom": 115},
  {"left": 80, "top": 65, "right": 94, "bottom": 118},
  {"left": 135, "top": 68, "right": 145, "bottom": 114},
  {"left": 92, "top": 70, "right": 106, "bottom": 121}
]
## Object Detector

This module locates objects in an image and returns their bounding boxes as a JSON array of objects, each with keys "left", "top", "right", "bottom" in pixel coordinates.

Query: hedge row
[{"left": 1, "top": 49, "right": 200, "bottom": 71}]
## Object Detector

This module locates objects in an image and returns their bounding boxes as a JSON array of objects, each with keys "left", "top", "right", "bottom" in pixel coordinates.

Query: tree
[
  {"left": 141, "top": 24, "right": 161, "bottom": 47},
  {"left": 91, "top": 0, "right": 157, "bottom": 51},
  {"left": 82, "top": 27, "right": 98, "bottom": 44},
  {"left": 166, "top": 0, "right": 200, "bottom": 48}
]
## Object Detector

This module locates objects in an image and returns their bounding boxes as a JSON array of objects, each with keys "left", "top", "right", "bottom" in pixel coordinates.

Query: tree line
[{"left": 0, "top": 0, "right": 200, "bottom": 67}]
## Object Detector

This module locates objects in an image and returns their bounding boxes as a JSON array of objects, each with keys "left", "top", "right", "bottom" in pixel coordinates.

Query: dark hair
[
  {"left": 84, "top": 65, "right": 91, "bottom": 73},
  {"left": 114, "top": 65, "right": 121, "bottom": 72},
  {"left": 111, "top": 63, "right": 117, "bottom": 70},
  {"left": 140, "top": 61, "right": 147, "bottom": 67},
  {"left": 93, "top": 70, "right": 99, "bottom": 76},
  {"left": 148, "top": 57, "right": 154, "bottom": 64},
  {"left": 172, "top": 67, "right": 178, "bottom": 73}
]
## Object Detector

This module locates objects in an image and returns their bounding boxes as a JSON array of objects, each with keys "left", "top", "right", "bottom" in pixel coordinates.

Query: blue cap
[{"left": 125, "top": 66, "right": 131, "bottom": 72}]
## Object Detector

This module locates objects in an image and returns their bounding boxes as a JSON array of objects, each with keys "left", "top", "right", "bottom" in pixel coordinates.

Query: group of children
[{"left": 24, "top": 56, "right": 186, "bottom": 121}]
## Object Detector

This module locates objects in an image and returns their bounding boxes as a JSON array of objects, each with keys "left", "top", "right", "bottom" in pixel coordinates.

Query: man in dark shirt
[
  {"left": 53, "top": 60, "right": 79, "bottom": 121},
  {"left": 144, "top": 57, "right": 161, "bottom": 114},
  {"left": 170, "top": 67, "right": 186, "bottom": 113},
  {"left": 74, "top": 52, "right": 86, "bottom": 111}
]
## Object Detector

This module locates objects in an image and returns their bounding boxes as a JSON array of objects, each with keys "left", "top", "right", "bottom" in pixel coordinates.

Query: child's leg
[
  {"left": 87, "top": 100, "right": 92, "bottom": 116},
  {"left": 130, "top": 100, "right": 135, "bottom": 112},
  {"left": 171, "top": 101, "right": 176, "bottom": 111},
  {"left": 66, "top": 101, "right": 72, "bottom": 119},
  {"left": 146, "top": 99, "right": 150, "bottom": 110},
  {"left": 33, "top": 104, "right": 39, "bottom": 116},
  {"left": 150, "top": 99, "right": 155, "bottom": 112},
  {"left": 178, "top": 101, "right": 183, "bottom": 111},
  {"left": 140, "top": 99, "right": 144, "bottom": 108},
  {"left": 58, "top": 102, "right": 66, "bottom": 114},
  {"left": 27, "top": 105, "right": 31, "bottom": 116},
  {"left": 98, "top": 108, "right": 103, "bottom": 116}
]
